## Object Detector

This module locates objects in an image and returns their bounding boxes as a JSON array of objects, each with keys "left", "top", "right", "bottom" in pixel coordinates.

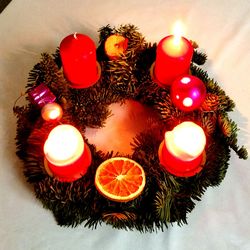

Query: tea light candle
[
  {"left": 158, "top": 121, "right": 206, "bottom": 177},
  {"left": 60, "top": 33, "right": 100, "bottom": 88},
  {"left": 44, "top": 124, "right": 91, "bottom": 182},
  {"left": 154, "top": 21, "right": 194, "bottom": 86}
]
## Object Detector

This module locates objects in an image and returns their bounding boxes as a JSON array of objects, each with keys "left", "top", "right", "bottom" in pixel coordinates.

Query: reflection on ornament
[
  {"left": 170, "top": 75, "right": 206, "bottom": 111},
  {"left": 41, "top": 103, "right": 63, "bottom": 121}
]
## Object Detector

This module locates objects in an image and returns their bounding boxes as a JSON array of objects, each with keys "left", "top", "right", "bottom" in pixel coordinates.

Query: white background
[{"left": 0, "top": 0, "right": 249, "bottom": 249}]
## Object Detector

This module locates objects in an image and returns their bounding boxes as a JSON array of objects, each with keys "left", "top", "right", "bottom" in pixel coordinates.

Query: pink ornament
[{"left": 170, "top": 75, "right": 206, "bottom": 111}]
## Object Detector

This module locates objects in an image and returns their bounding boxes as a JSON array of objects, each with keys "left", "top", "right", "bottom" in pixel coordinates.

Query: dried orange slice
[{"left": 95, "top": 157, "right": 146, "bottom": 202}]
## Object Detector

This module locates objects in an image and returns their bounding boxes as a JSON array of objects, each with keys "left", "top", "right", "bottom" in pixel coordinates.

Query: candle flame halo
[{"left": 172, "top": 20, "right": 184, "bottom": 45}]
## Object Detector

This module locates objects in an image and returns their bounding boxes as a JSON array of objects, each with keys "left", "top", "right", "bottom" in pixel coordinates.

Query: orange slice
[{"left": 95, "top": 157, "right": 146, "bottom": 202}]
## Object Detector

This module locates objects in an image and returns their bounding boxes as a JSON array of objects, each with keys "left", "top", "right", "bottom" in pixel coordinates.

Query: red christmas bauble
[{"left": 170, "top": 75, "right": 206, "bottom": 111}]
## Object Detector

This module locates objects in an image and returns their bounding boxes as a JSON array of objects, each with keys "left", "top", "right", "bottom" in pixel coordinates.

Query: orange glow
[
  {"left": 44, "top": 125, "right": 84, "bottom": 166},
  {"left": 165, "top": 122, "right": 206, "bottom": 161}
]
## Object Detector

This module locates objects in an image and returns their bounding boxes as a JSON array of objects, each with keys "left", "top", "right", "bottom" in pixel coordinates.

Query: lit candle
[
  {"left": 153, "top": 21, "right": 194, "bottom": 86},
  {"left": 60, "top": 33, "right": 101, "bottom": 88},
  {"left": 158, "top": 121, "right": 206, "bottom": 177},
  {"left": 41, "top": 103, "right": 63, "bottom": 121},
  {"left": 44, "top": 124, "right": 92, "bottom": 182}
]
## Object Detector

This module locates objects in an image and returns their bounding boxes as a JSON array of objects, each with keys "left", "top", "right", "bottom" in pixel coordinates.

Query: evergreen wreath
[{"left": 13, "top": 24, "right": 248, "bottom": 232}]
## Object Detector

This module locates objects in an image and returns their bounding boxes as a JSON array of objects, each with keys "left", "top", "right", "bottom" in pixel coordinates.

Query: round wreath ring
[{"left": 13, "top": 24, "right": 247, "bottom": 232}]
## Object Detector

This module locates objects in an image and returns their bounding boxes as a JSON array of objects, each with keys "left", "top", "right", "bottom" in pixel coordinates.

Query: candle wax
[{"left": 162, "top": 36, "right": 189, "bottom": 57}]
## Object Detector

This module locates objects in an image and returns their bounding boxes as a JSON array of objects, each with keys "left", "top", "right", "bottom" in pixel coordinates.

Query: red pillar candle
[
  {"left": 153, "top": 22, "right": 193, "bottom": 86},
  {"left": 44, "top": 124, "right": 91, "bottom": 182},
  {"left": 158, "top": 122, "right": 206, "bottom": 177},
  {"left": 60, "top": 33, "right": 100, "bottom": 88}
]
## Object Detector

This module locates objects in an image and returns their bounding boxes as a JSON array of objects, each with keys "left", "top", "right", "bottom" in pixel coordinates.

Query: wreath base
[{"left": 13, "top": 24, "right": 248, "bottom": 232}]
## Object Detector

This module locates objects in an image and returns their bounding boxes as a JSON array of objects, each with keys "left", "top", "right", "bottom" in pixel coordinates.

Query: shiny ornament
[
  {"left": 28, "top": 83, "right": 56, "bottom": 108},
  {"left": 41, "top": 103, "right": 63, "bottom": 121},
  {"left": 170, "top": 75, "right": 206, "bottom": 111}
]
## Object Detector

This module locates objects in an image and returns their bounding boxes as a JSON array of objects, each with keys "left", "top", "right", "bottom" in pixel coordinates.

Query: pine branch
[{"left": 192, "top": 50, "right": 207, "bottom": 65}]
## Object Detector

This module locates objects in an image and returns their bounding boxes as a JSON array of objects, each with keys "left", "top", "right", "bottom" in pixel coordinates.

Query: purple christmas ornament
[{"left": 28, "top": 83, "right": 56, "bottom": 108}]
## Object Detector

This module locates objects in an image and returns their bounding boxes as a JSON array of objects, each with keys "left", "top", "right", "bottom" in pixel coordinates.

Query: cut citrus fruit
[{"left": 95, "top": 157, "right": 146, "bottom": 202}]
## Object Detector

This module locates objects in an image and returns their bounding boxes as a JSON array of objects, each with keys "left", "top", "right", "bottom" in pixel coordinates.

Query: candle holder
[
  {"left": 150, "top": 62, "right": 166, "bottom": 88},
  {"left": 44, "top": 142, "right": 92, "bottom": 182},
  {"left": 158, "top": 140, "right": 206, "bottom": 177},
  {"left": 150, "top": 62, "right": 193, "bottom": 88},
  {"left": 13, "top": 24, "right": 248, "bottom": 232}
]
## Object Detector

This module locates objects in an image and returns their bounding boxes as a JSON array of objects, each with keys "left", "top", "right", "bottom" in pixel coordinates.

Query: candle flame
[{"left": 172, "top": 20, "right": 184, "bottom": 45}]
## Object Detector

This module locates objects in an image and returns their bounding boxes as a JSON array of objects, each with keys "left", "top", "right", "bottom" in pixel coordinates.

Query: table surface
[{"left": 0, "top": 1, "right": 249, "bottom": 250}]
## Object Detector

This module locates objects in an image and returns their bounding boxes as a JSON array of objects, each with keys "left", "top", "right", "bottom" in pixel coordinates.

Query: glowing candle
[
  {"left": 60, "top": 33, "right": 101, "bottom": 88},
  {"left": 158, "top": 122, "right": 206, "bottom": 177},
  {"left": 41, "top": 103, "right": 63, "bottom": 121},
  {"left": 153, "top": 21, "right": 194, "bottom": 86},
  {"left": 44, "top": 124, "right": 91, "bottom": 182}
]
